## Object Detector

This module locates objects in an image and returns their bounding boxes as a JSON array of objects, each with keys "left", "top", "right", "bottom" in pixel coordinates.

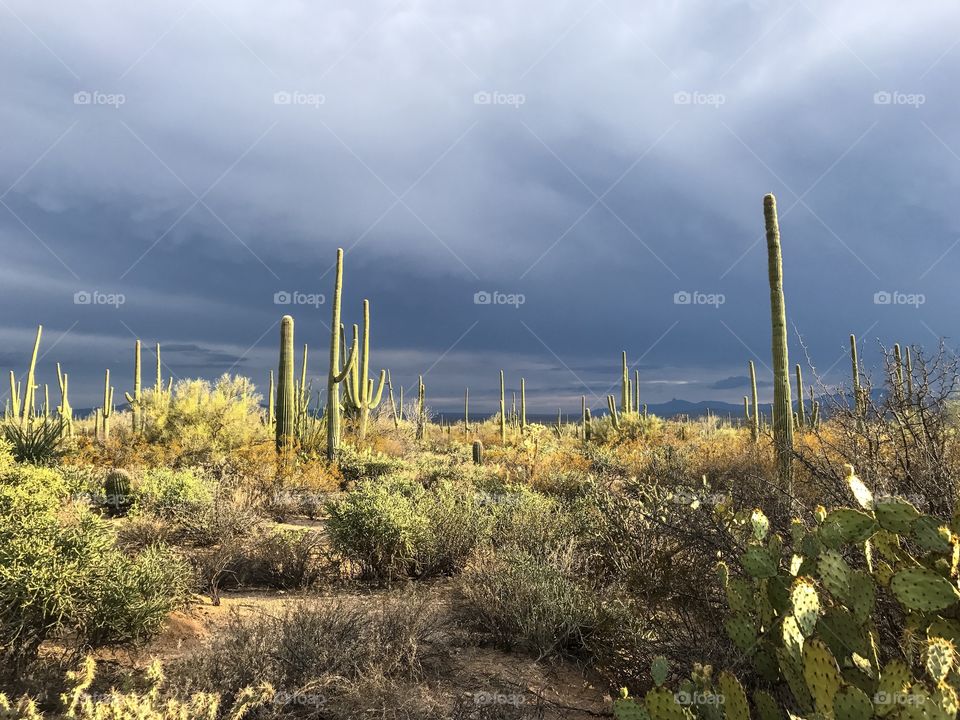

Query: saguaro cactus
[
  {"left": 267, "top": 370, "right": 275, "bottom": 430},
  {"left": 499, "top": 370, "right": 506, "bottom": 443},
  {"left": 795, "top": 364, "right": 805, "bottom": 429},
  {"left": 472, "top": 440, "right": 483, "bottom": 465},
  {"left": 416, "top": 375, "right": 426, "bottom": 440},
  {"left": 19, "top": 325, "right": 42, "bottom": 429},
  {"left": 763, "top": 193, "right": 793, "bottom": 492},
  {"left": 101, "top": 369, "right": 114, "bottom": 441},
  {"left": 464, "top": 388, "right": 470, "bottom": 432},
  {"left": 621, "top": 352, "right": 630, "bottom": 415},
  {"left": 56, "top": 363, "right": 72, "bottom": 435},
  {"left": 520, "top": 378, "right": 527, "bottom": 432},
  {"left": 124, "top": 340, "right": 143, "bottom": 434},
  {"left": 326, "top": 248, "right": 357, "bottom": 460},
  {"left": 343, "top": 299, "right": 387, "bottom": 439},
  {"left": 850, "top": 334, "right": 862, "bottom": 418},
  {"left": 749, "top": 360, "right": 759, "bottom": 441},
  {"left": 276, "top": 315, "right": 296, "bottom": 452}
]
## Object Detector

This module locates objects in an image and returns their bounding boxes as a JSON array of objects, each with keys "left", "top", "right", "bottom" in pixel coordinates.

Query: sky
[{"left": 1, "top": 0, "right": 959, "bottom": 414}]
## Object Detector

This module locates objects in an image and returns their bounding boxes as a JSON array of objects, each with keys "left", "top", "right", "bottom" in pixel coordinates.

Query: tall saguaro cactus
[
  {"left": 749, "top": 360, "right": 759, "bottom": 442},
  {"left": 344, "top": 300, "right": 387, "bottom": 438},
  {"left": 124, "top": 340, "right": 143, "bottom": 434},
  {"left": 19, "top": 325, "right": 42, "bottom": 430},
  {"left": 56, "top": 363, "right": 72, "bottom": 435},
  {"left": 326, "top": 248, "right": 357, "bottom": 460},
  {"left": 267, "top": 370, "right": 275, "bottom": 430},
  {"left": 101, "top": 370, "right": 114, "bottom": 441},
  {"left": 621, "top": 351, "right": 629, "bottom": 415},
  {"left": 499, "top": 370, "right": 506, "bottom": 443},
  {"left": 795, "top": 364, "right": 805, "bottom": 429},
  {"left": 763, "top": 193, "right": 793, "bottom": 493},
  {"left": 520, "top": 378, "right": 527, "bottom": 432},
  {"left": 276, "top": 315, "right": 296, "bottom": 452}
]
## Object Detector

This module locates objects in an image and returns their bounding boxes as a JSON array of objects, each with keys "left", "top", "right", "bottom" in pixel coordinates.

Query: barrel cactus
[{"left": 103, "top": 468, "right": 132, "bottom": 515}]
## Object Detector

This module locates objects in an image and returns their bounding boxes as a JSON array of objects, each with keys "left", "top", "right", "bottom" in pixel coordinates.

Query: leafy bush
[
  {"left": 336, "top": 446, "right": 404, "bottom": 484},
  {"left": 326, "top": 477, "right": 492, "bottom": 580},
  {"left": 131, "top": 467, "right": 213, "bottom": 517},
  {"left": 237, "top": 528, "right": 325, "bottom": 589},
  {"left": 0, "top": 470, "right": 190, "bottom": 669},
  {"left": 142, "top": 375, "right": 268, "bottom": 465}
]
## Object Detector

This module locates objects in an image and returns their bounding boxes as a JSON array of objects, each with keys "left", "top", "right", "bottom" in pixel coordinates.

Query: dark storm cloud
[
  {"left": 1, "top": 0, "right": 959, "bottom": 408},
  {"left": 709, "top": 375, "right": 773, "bottom": 391}
]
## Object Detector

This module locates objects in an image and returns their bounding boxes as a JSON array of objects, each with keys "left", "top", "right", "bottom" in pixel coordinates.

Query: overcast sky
[{"left": 1, "top": 0, "right": 958, "bottom": 413}]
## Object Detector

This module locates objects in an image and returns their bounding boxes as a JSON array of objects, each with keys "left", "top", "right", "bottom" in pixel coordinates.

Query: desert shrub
[
  {"left": 0, "top": 472, "right": 190, "bottom": 669},
  {"left": 0, "top": 438, "right": 14, "bottom": 477},
  {"left": 131, "top": 467, "right": 213, "bottom": 517},
  {"left": 458, "top": 546, "right": 635, "bottom": 659},
  {"left": 326, "top": 477, "right": 492, "bottom": 580},
  {"left": 336, "top": 445, "right": 404, "bottom": 484},
  {"left": 488, "top": 486, "right": 571, "bottom": 557},
  {"left": 141, "top": 375, "right": 268, "bottom": 465},
  {"left": 176, "top": 591, "right": 446, "bottom": 710},
  {"left": 237, "top": 528, "right": 325, "bottom": 589},
  {"left": 169, "top": 495, "right": 259, "bottom": 547}
]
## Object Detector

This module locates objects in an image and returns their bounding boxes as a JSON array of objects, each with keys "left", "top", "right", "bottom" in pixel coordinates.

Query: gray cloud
[{"left": 1, "top": 0, "right": 958, "bottom": 409}]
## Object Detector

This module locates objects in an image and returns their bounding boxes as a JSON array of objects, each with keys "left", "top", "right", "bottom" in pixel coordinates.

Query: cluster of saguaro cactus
[
  {"left": 615, "top": 467, "right": 960, "bottom": 720},
  {"left": 343, "top": 300, "right": 387, "bottom": 439},
  {"left": 326, "top": 249, "right": 358, "bottom": 460},
  {"left": 605, "top": 351, "right": 644, "bottom": 431},
  {"left": 764, "top": 194, "right": 794, "bottom": 493},
  {"left": 7, "top": 326, "right": 43, "bottom": 429}
]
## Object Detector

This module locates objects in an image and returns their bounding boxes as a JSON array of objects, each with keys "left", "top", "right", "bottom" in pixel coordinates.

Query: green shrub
[
  {"left": 238, "top": 528, "right": 325, "bottom": 589},
  {"left": 326, "top": 477, "right": 492, "bottom": 580},
  {"left": 336, "top": 446, "right": 404, "bottom": 484},
  {"left": 131, "top": 467, "right": 213, "bottom": 517},
  {"left": 326, "top": 477, "right": 429, "bottom": 580},
  {"left": 0, "top": 471, "right": 190, "bottom": 669}
]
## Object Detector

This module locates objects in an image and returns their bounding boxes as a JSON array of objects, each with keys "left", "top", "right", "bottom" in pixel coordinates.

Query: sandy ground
[{"left": 87, "top": 583, "right": 613, "bottom": 718}]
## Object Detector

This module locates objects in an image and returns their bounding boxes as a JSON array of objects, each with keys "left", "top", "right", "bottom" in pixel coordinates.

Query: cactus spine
[
  {"left": 276, "top": 315, "right": 296, "bottom": 452},
  {"left": 763, "top": 193, "right": 793, "bottom": 492},
  {"left": 326, "top": 248, "right": 357, "bottom": 461},
  {"left": 344, "top": 300, "right": 387, "bottom": 439}
]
